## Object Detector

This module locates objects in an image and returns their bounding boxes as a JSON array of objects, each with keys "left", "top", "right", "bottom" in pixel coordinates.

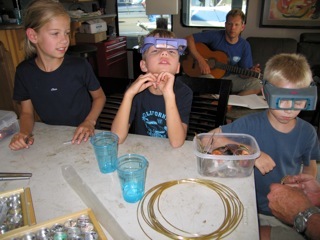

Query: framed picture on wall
[{"left": 260, "top": 0, "right": 320, "bottom": 28}]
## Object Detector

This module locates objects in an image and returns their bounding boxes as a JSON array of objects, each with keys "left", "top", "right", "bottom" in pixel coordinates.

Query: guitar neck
[{"left": 215, "top": 62, "right": 263, "bottom": 80}]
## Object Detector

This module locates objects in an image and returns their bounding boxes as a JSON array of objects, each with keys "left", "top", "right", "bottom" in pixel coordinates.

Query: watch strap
[{"left": 294, "top": 207, "right": 320, "bottom": 233}]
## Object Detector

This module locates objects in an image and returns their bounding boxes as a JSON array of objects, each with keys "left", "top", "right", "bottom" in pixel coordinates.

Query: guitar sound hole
[{"left": 208, "top": 59, "right": 216, "bottom": 69}]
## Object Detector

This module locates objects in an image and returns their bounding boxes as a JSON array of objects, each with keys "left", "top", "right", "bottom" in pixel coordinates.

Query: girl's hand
[
  {"left": 72, "top": 120, "right": 95, "bottom": 144},
  {"left": 9, "top": 133, "right": 34, "bottom": 150}
]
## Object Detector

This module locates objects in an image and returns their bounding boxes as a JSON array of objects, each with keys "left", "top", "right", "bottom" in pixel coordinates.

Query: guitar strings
[{"left": 137, "top": 178, "right": 244, "bottom": 239}]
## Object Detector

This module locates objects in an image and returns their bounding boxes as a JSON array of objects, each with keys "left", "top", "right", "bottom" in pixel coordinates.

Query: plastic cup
[
  {"left": 117, "top": 154, "right": 148, "bottom": 203},
  {"left": 90, "top": 132, "right": 118, "bottom": 173}
]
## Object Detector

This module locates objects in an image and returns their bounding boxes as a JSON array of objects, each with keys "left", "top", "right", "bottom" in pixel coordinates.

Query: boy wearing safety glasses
[
  {"left": 111, "top": 29, "right": 193, "bottom": 148},
  {"left": 210, "top": 53, "right": 319, "bottom": 240}
]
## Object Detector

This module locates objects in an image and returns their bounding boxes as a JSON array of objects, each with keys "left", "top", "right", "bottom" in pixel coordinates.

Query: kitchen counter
[
  {"left": 0, "top": 123, "right": 259, "bottom": 240},
  {"left": 0, "top": 23, "right": 23, "bottom": 30}
]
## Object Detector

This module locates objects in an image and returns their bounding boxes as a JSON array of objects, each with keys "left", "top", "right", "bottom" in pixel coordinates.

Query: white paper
[{"left": 228, "top": 94, "right": 268, "bottom": 109}]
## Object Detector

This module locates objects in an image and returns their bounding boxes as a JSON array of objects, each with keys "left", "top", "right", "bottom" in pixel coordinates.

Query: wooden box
[
  {"left": 76, "top": 31, "right": 107, "bottom": 43},
  {"left": 3, "top": 208, "right": 107, "bottom": 240},
  {"left": 0, "top": 188, "right": 36, "bottom": 237}
]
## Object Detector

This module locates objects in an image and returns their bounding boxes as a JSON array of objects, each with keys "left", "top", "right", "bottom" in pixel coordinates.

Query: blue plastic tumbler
[
  {"left": 90, "top": 132, "right": 118, "bottom": 173},
  {"left": 117, "top": 154, "right": 148, "bottom": 203}
]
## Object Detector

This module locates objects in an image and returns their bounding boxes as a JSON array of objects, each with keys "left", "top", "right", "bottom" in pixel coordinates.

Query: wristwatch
[{"left": 293, "top": 206, "right": 320, "bottom": 233}]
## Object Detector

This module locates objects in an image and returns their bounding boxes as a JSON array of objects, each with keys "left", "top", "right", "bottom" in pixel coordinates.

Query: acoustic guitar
[{"left": 182, "top": 43, "right": 263, "bottom": 80}]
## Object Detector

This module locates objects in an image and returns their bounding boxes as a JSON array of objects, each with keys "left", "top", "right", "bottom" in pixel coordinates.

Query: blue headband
[
  {"left": 262, "top": 80, "right": 317, "bottom": 110},
  {"left": 140, "top": 37, "right": 187, "bottom": 55}
]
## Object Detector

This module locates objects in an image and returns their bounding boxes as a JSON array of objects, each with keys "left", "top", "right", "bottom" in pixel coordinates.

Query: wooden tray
[
  {"left": 0, "top": 187, "right": 36, "bottom": 237},
  {"left": 3, "top": 208, "right": 107, "bottom": 240}
]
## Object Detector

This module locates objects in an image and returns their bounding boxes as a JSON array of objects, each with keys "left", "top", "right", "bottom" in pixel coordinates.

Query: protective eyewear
[
  {"left": 262, "top": 80, "right": 317, "bottom": 110},
  {"left": 139, "top": 37, "right": 187, "bottom": 55}
]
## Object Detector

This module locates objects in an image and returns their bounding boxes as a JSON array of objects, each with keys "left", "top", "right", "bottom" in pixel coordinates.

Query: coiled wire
[{"left": 137, "top": 178, "right": 243, "bottom": 239}]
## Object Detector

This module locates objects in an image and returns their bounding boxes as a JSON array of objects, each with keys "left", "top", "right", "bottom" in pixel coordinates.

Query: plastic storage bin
[
  {"left": 193, "top": 133, "right": 260, "bottom": 177},
  {"left": 0, "top": 110, "right": 19, "bottom": 142}
]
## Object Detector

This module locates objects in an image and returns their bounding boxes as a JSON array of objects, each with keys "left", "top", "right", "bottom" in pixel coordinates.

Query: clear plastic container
[
  {"left": 0, "top": 110, "right": 19, "bottom": 141},
  {"left": 193, "top": 133, "right": 260, "bottom": 177}
]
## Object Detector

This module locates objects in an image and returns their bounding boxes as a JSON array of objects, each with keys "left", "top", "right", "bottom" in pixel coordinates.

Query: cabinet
[
  {"left": 0, "top": 27, "right": 25, "bottom": 113},
  {"left": 95, "top": 36, "right": 128, "bottom": 78}
]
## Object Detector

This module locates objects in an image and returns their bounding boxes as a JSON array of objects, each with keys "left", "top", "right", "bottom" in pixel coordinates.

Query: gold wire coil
[{"left": 137, "top": 178, "right": 244, "bottom": 239}]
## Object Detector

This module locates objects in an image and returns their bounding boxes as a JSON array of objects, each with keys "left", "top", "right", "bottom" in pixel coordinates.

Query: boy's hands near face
[
  {"left": 155, "top": 72, "right": 175, "bottom": 96},
  {"left": 126, "top": 73, "right": 157, "bottom": 97}
]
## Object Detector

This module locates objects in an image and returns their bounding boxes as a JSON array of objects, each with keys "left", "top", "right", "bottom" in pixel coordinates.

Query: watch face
[{"left": 294, "top": 214, "right": 306, "bottom": 233}]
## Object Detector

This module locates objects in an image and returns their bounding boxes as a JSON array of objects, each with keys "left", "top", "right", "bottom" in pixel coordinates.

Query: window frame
[
  {"left": 116, "top": 1, "right": 174, "bottom": 38},
  {"left": 181, "top": 0, "right": 249, "bottom": 29}
]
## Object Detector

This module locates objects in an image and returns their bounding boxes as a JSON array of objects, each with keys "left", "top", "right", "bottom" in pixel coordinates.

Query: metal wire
[{"left": 137, "top": 178, "right": 243, "bottom": 239}]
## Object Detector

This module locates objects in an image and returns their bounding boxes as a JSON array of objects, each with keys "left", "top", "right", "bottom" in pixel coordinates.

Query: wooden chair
[
  {"left": 98, "top": 93, "right": 124, "bottom": 130},
  {"left": 97, "top": 77, "right": 132, "bottom": 130},
  {"left": 297, "top": 33, "right": 320, "bottom": 135},
  {"left": 177, "top": 76, "right": 232, "bottom": 140}
]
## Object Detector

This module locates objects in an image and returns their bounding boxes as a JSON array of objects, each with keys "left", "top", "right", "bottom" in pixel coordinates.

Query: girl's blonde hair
[
  {"left": 264, "top": 53, "right": 312, "bottom": 88},
  {"left": 24, "top": 0, "right": 70, "bottom": 59}
]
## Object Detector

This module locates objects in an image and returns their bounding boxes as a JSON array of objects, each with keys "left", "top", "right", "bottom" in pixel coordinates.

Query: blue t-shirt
[
  {"left": 129, "top": 78, "right": 193, "bottom": 138},
  {"left": 13, "top": 55, "right": 101, "bottom": 126},
  {"left": 221, "top": 110, "right": 320, "bottom": 215},
  {"left": 193, "top": 30, "right": 253, "bottom": 70}
]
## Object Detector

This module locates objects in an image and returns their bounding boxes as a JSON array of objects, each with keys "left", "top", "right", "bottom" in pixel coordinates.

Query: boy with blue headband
[
  {"left": 111, "top": 29, "right": 192, "bottom": 148},
  {"left": 209, "top": 53, "right": 319, "bottom": 240}
]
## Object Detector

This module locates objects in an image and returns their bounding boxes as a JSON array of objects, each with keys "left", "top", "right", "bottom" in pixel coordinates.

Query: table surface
[{"left": 0, "top": 123, "right": 259, "bottom": 240}]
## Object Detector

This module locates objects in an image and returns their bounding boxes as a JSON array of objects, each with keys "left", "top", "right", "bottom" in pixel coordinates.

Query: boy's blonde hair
[
  {"left": 24, "top": 0, "right": 70, "bottom": 59},
  {"left": 146, "top": 29, "right": 176, "bottom": 38},
  {"left": 141, "top": 29, "right": 176, "bottom": 59},
  {"left": 264, "top": 53, "right": 312, "bottom": 88}
]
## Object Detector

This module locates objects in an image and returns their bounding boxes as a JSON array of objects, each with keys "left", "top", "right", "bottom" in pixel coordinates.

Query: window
[
  {"left": 117, "top": 0, "right": 172, "bottom": 37},
  {"left": 182, "top": 0, "right": 248, "bottom": 28}
]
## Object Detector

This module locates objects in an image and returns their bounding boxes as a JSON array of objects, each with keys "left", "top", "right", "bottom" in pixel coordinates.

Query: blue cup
[
  {"left": 90, "top": 132, "right": 118, "bottom": 173},
  {"left": 117, "top": 154, "right": 148, "bottom": 203}
]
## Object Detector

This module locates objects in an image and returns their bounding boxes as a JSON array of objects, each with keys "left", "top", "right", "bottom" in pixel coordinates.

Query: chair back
[
  {"left": 246, "top": 37, "right": 297, "bottom": 72},
  {"left": 98, "top": 93, "right": 124, "bottom": 130},
  {"left": 98, "top": 77, "right": 132, "bottom": 130},
  {"left": 297, "top": 33, "right": 320, "bottom": 134},
  {"left": 177, "top": 76, "right": 232, "bottom": 140}
]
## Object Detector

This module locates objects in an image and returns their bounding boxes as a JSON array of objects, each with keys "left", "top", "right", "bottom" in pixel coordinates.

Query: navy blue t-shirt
[
  {"left": 129, "top": 78, "right": 193, "bottom": 138},
  {"left": 13, "top": 55, "right": 101, "bottom": 126},
  {"left": 222, "top": 110, "right": 320, "bottom": 215},
  {"left": 193, "top": 30, "right": 253, "bottom": 70}
]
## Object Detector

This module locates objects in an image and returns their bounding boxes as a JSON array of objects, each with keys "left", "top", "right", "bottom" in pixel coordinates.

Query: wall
[{"left": 172, "top": 1, "right": 320, "bottom": 41}]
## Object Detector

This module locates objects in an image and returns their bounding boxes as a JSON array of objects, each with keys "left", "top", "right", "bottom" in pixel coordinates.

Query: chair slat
[{"left": 177, "top": 76, "right": 232, "bottom": 140}]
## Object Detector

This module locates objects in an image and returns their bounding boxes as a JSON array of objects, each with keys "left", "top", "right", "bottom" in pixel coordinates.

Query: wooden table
[{"left": 0, "top": 123, "right": 259, "bottom": 240}]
